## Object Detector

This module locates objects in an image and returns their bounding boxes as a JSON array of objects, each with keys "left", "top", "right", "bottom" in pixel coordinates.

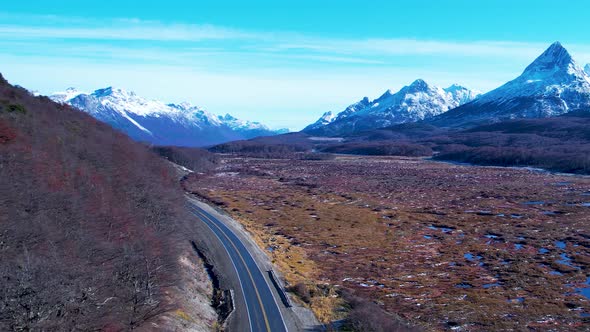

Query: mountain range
[
  {"left": 51, "top": 42, "right": 590, "bottom": 145},
  {"left": 51, "top": 88, "right": 287, "bottom": 146},
  {"left": 305, "top": 42, "right": 590, "bottom": 135},
  {"left": 304, "top": 80, "right": 479, "bottom": 135}
]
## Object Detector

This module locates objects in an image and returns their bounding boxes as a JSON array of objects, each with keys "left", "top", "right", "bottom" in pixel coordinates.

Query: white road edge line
[
  {"left": 195, "top": 202, "right": 289, "bottom": 332},
  {"left": 189, "top": 206, "right": 254, "bottom": 332}
]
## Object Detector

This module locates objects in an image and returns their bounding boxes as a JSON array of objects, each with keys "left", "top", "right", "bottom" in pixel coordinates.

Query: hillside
[
  {"left": 429, "top": 112, "right": 590, "bottom": 173},
  {"left": 0, "top": 74, "right": 216, "bottom": 330}
]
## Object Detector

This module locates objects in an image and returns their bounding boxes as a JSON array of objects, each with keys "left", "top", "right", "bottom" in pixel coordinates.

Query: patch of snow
[
  {"left": 51, "top": 87, "right": 85, "bottom": 103},
  {"left": 119, "top": 110, "right": 152, "bottom": 134}
]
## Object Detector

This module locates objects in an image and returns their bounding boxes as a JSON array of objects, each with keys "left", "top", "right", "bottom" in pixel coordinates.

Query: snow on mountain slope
[
  {"left": 218, "top": 113, "right": 271, "bottom": 131},
  {"left": 585, "top": 64, "right": 590, "bottom": 76},
  {"left": 304, "top": 111, "right": 337, "bottom": 131},
  {"left": 51, "top": 87, "right": 86, "bottom": 103},
  {"left": 445, "top": 84, "right": 481, "bottom": 104},
  {"left": 51, "top": 87, "right": 286, "bottom": 146},
  {"left": 431, "top": 42, "right": 590, "bottom": 127},
  {"left": 303, "top": 97, "right": 371, "bottom": 131},
  {"left": 304, "top": 80, "right": 478, "bottom": 135}
]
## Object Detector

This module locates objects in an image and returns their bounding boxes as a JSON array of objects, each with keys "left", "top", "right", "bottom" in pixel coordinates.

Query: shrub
[
  {"left": 320, "top": 141, "right": 432, "bottom": 157},
  {"left": 151, "top": 145, "right": 219, "bottom": 172},
  {"left": 340, "top": 289, "right": 417, "bottom": 332},
  {"left": 7, "top": 103, "right": 27, "bottom": 114},
  {"left": 288, "top": 282, "right": 312, "bottom": 303}
]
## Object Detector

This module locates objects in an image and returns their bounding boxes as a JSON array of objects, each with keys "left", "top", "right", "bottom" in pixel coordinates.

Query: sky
[{"left": 2, "top": 1, "right": 590, "bottom": 130}]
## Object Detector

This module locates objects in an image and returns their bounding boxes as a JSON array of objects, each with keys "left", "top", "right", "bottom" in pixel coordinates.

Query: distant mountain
[
  {"left": 303, "top": 79, "right": 478, "bottom": 135},
  {"left": 305, "top": 111, "right": 337, "bottom": 131},
  {"left": 430, "top": 42, "right": 590, "bottom": 127},
  {"left": 51, "top": 87, "right": 287, "bottom": 146},
  {"left": 304, "top": 97, "right": 371, "bottom": 131}
]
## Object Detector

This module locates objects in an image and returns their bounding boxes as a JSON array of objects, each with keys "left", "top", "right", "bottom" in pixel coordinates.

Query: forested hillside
[{"left": 0, "top": 74, "right": 215, "bottom": 330}]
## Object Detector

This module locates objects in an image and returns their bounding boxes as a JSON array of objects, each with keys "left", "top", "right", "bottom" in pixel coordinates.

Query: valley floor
[{"left": 183, "top": 155, "right": 590, "bottom": 331}]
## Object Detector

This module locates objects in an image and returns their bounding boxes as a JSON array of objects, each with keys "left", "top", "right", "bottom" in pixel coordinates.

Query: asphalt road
[{"left": 189, "top": 203, "right": 288, "bottom": 332}]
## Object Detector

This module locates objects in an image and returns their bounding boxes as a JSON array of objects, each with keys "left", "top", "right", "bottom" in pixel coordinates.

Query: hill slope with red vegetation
[{"left": 0, "top": 74, "right": 216, "bottom": 330}]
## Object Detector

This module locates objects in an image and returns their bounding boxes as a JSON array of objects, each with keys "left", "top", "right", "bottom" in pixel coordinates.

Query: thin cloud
[
  {"left": 0, "top": 24, "right": 259, "bottom": 41},
  {"left": 3, "top": 13, "right": 590, "bottom": 129},
  {"left": 2, "top": 14, "right": 589, "bottom": 61}
]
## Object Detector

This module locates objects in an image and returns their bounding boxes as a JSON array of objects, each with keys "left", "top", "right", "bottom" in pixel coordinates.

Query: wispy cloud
[
  {"left": 2, "top": 13, "right": 590, "bottom": 129},
  {"left": 2, "top": 14, "right": 588, "bottom": 60},
  {"left": 274, "top": 39, "right": 548, "bottom": 58},
  {"left": 0, "top": 24, "right": 260, "bottom": 41}
]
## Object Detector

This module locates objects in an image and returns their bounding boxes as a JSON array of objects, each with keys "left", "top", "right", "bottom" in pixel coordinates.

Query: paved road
[{"left": 189, "top": 203, "right": 288, "bottom": 332}]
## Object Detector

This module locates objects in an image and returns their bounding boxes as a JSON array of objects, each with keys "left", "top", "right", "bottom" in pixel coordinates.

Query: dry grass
[
  {"left": 184, "top": 155, "right": 590, "bottom": 330},
  {"left": 211, "top": 190, "right": 345, "bottom": 322}
]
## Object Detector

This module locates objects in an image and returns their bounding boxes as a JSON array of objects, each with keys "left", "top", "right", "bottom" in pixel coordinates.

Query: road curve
[{"left": 189, "top": 202, "right": 288, "bottom": 332}]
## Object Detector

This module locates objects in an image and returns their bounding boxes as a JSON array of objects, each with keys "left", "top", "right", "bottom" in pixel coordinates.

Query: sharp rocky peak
[
  {"left": 220, "top": 113, "right": 238, "bottom": 121},
  {"left": 92, "top": 86, "right": 136, "bottom": 98},
  {"left": 445, "top": 84, "right": 468, "bottom": 92},
  {"left": 522, "top": 41, "right": 576, "bottom": 76},
  {"left": 407, "top": 79, "right": 430, "bottom": 92},
  {"left": 168, "top": 102, "right": 198, "bottom": 110}
]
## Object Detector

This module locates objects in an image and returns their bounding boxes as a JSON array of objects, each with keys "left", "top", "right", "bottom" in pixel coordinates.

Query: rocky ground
[{"left": 184, "top": 155, "right": 590, "bottom": 331}]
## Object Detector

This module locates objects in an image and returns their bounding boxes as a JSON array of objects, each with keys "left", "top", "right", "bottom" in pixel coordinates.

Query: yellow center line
[{"left": 193, "top": 208, "right": 272, "bottom": 332}]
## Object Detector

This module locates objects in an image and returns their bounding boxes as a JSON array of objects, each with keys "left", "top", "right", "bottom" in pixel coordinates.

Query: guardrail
[{"left": 267, "top": 270, "right": 292, "bottom": 308}]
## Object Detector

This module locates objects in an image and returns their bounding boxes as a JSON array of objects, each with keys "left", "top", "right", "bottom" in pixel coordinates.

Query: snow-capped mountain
[
  {"left": 585, "top": 64, "right": 590, "bottom": 76},
  {"left": 431, "top": 42, "right": 590, "bottom": 127},
  {"left": 304, "top": 97, "right": 371, "bottom": 131},
  {"left": 303, "top": 80, "right": 479, "bottom": 134},
  {"left": 51, "top": 87, "right": 86, "bottom": 103},
  {"left": 304, "top": 111, "right": 337, "bottom": 131},
  {"left": 218, "top": 113, "right": 288, "bottom": 134},
  {"left": 51, "top": 87, "right": 286, "bottom": 146}
]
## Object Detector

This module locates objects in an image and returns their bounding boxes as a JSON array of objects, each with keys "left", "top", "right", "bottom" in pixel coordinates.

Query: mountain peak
[
  {"left": 548, "top": 41, "right": 564, "bottom": 49},
  {"left": 408, "top": 79, "right": 429, "bottom": 91},
  {"left": 94, "top": 86, "right": 113, "bottom": 94},
  {"left": 51, "top": 87, "right": 84, "bottom": 103},
  {"left": 220, "top": 113, "right": 238, "bottom": 121},
  {"left": 168, "top": 101, "right": 196, "bottom": 111},
  {"left": 92, "top": 86, "right": 137, "bottom": 98},
  {"left": 522, "top": 41, "right": 575, "bottom": 76},
  {"left": 445, "top": 84, "right": 468, "bottom": 93},
  {"left": 93, "top": 86, "right": 117, "bottom": 97},
  {"left": 433, "top": 42, "right": 590, "bottom": 127}
]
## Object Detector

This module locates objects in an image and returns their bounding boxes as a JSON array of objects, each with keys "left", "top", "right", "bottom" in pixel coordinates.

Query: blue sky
[{"left": 2, "top": 1, "right": 590, "bottom": 129}]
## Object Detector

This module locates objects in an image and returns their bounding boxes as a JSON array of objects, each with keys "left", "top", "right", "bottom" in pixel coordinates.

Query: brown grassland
[{"left": 184, "top": 154, "right": 590, "bottom": 331}]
